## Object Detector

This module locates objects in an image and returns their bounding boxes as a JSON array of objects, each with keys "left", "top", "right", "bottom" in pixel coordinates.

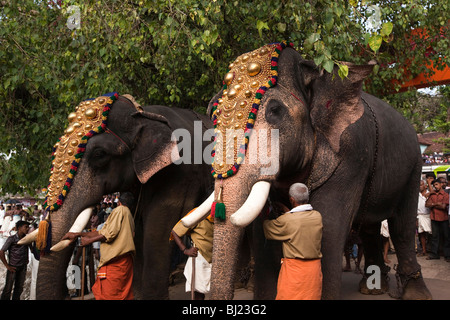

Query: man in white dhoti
[
  {"left": 380, "top": 220, "right": 391, "bottom": 263},
  {"left": 171, "top": 208, "right": 213, "bottom": 300},
  {"left": 417, "top": 180, "right": 431, "bottom": 256},
  {"left": 0, "top": 206, "right": 14, "bottom": 247}
]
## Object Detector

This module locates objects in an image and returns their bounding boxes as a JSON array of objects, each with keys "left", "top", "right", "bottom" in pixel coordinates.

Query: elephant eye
[
  {"left": 92, "top": 149, "right": 107, "bottom": 158},
  {"left": 88, "top": 148, "right": 110, "bottom": 170},
  {"left": 265, "top": 99, "right": 287, "bottom": 125}
]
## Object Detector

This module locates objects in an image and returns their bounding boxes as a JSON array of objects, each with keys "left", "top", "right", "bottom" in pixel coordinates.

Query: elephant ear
[
  {"left": 131, "top": 111, "right": 180, "bottom": 184},
  {"left": 301, "top": 60, "right": 375, "bottom": 154}
]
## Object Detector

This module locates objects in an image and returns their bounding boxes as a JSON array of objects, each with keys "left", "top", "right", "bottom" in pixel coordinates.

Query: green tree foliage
[
  {"left": 0, "top": 0, "right": 449, "bottom": 195},
  {"left": 433, "top": 86, "right": 450, "bottom": 153}
]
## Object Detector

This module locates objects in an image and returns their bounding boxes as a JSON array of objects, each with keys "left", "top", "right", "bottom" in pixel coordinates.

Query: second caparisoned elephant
[
  {"left": 21, "top": 93, "right": 213, "bottom": 299},
  {"left": 183, "top": 41, "right": 432, "bottom": 300}
]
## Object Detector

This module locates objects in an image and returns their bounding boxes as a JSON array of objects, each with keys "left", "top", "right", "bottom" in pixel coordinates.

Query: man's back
[
  {"left": 98, "top": 205, "right": 135, "bottom": 267},
  {"left": 263, "top": 210, "right": 322, "bottom": 260}
]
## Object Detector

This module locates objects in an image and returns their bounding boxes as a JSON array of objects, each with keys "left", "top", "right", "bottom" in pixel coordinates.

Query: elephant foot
[
  {"left": 395, "top": 269, "right": 432, "bottom": 300},
  {"left": 358, "top": 275, "right": 389, "bottom": 295}
]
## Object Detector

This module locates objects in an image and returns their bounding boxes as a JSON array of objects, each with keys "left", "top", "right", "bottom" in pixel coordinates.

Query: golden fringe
[{"left": 36, "top": 220, "right": 49, "bottom": 250}]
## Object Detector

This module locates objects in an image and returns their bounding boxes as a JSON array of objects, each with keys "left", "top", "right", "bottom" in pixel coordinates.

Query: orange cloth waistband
[
  {"left": 276, "top": 258, "right": 322, "bottom": 300},
  {"left": 92, "top": 253, "right": 134, "bottom": 300}
]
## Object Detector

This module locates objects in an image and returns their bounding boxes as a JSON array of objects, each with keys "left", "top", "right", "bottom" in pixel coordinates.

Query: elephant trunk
[
  {"left": 36, "top": 204, "right": 77, "bottom": 299},
  {"left": 210, "top": 180, "right": 270, "bottom": 300},
  {"left": 37, "top": 206, "right": 94, "bottom": 299},
  {"left": 210, "top": 181, "right": 245, "bottom": 300},
  {"left": 36, "top": 163, "right": 101, "bottom": 299}
]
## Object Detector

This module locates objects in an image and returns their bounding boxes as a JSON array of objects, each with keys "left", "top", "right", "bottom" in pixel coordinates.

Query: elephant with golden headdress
[
  {"left": 21, "top": 93, "right": 213, "bottom": 299},
  {"left": 183, "top": 42, "right": 432, "bottom": 300}
]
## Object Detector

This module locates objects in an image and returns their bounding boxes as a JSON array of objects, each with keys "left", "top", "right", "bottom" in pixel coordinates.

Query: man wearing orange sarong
[
  {"left": 263, "top": 183, "right": 323, "bottom": 300},
  {"left": 62, "top": 192, "right": 135, "bottom": 300}
]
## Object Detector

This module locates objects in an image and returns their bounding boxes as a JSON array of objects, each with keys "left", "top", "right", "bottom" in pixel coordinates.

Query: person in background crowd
[
  {"left": 0, "top": 206, "right": 13, "bottom": 247},
  {"left": 91, "top": 212, "right": 104, "bottom": 263},
  {"left": 417, "top": 179, "right": 432, "bottom": 257},
  {"left": 97, "top": 203, "right": 107, "bottom": 224},
  {"left": 0, "top": 221, "right": 31, "bottom": 300},
  {"left": 105, "top": 202, "right": 113, "bottom": 215},
  {"left": 438, "top": 177, "right": 449, "bottom": 194},
  {"left": 425, "top": 173, "right": 436, "bottom": 193},
  {"left": 426, "top": 179, "right": 450, "bottom": 261},
  {"left": 0, "top": 205, "right": 4, "bottom": 230},
  {"left": 381, "top": 220, "right": 391, "bottom": 264},
  {"left": 343, "top": 228, "right": 363, "bottom": 274},
  {"left": 28, "top": 222, "right": 40, "bottom": 300}
]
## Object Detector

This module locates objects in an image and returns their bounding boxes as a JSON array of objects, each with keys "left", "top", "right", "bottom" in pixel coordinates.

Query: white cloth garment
[
  {"left": 288, "top": 204, "right": 313, "bottom": 213},
  {"left": 184, "top": 250, "right": 212, "bottom": 294},
  {"left": 29, "top": 250, "right": 39, "bottom": 300},
  {"left": 417, "top": 193, "right": 432, "bottom": 234},
  {"left": 417, "top": 214, "right": 432, "bottom": 233},
  {"left": 381, "top": 219, "right": 390, "bottom": 238},
  {"left": 417, "top": 193, "right": 430, "bottom": 215}
]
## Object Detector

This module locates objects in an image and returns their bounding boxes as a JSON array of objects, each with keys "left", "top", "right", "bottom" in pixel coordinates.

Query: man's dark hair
[
  {"left": 425, "top": 172, "right": 436, "bottom": 179},
  {"left": 119, "top": 192, "right": 135, "bottom": 208},
  {"left": 15, "top": 221, "right": 30, "bottom": 229}
]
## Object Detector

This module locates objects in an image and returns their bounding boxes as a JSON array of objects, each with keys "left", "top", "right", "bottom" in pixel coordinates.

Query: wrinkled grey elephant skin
[
  {"left": 36, "top": 96, "right": 213, "bottom": 300},
  {"left": 207, "top": 47, "right": 432, "bottom": 300}
]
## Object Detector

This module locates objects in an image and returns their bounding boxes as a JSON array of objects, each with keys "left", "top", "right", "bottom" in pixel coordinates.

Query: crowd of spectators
[
  {"left": 0, "top": 193, "right": 120, "bottom": 300},
  {"left": 422, "top": 152, "right": 450, "bottom": 164}
]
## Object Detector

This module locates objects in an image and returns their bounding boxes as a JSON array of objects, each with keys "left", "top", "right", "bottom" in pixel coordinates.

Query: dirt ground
[
  {"left": 1, "top": 250, "right": 449, "bottom": 300},
  {"left": 168, "top": 252, "right": 450, "bottom": 300}
]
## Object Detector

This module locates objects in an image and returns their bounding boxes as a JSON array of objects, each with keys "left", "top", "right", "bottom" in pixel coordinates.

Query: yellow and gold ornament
[
  {"left": 210, "top": 41, "right": 293, "bottom": 220},
  {"left": 38, "top": 92, "right": 119, "bottom": 252}
]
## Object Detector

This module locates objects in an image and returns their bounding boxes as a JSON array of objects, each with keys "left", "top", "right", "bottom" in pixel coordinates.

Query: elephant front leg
[
  {"left": 311, "top": 173, "right": 367, "bottom": 300},
  {"left": 387, "top": 171, "right": 432, "bottom": 300},
  {"left": 358, "top": 223, "right": 390, "bottom": 295},
  {"left": 139, "top": 231, "right": 172, "bottom": 299},
  {"left": 251, "top": 216, "right": 282, "bottom": 299},
  {"left": 320, "top": 221, "right": 349, "bottom": 300}
]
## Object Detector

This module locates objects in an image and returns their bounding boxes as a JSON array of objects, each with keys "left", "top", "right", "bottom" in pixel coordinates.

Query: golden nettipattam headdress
[
  {"left": 43, "top": 92, "right": 119, "bottom": 212},
  {"left": 209, "top": 41, "right": 293, "bottom": 220},
  {"left": 210, "top": 41, "right": 293, "bottom": 179}
]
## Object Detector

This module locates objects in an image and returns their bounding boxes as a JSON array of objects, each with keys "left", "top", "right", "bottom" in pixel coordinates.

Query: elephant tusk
[
  {"left": 50, "top": 207, "right": 94, "bottom": 252},
  {"left": 17, "top": 228, "right": 39, "bottom": 245},
  {"left": 181, "top": 192, "right": 215, "bottom": 228},
  {"left": 230, "top": 181, "right": 271, "bottom": 227}
]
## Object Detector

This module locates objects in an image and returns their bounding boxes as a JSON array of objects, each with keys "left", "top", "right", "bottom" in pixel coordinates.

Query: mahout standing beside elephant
[
  {"left": 21, "top": 93, "right": 213, "bottom": 299},
  {"left": 183, "top": 41, "right": 432, "bottom": 300},
  {"left": 263, "top": 182, "right": 323, "bottom": 300}
]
